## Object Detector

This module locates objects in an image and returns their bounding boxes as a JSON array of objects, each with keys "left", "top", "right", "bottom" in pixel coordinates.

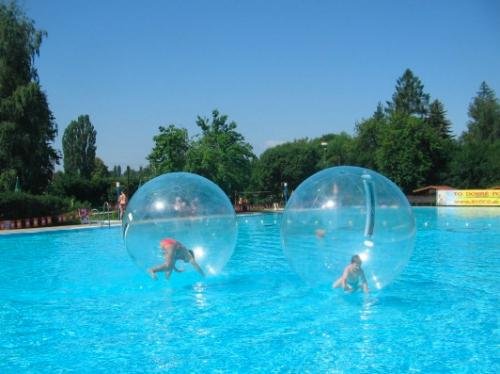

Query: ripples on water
[{"left": 0, "top": 208, "right": 498, "bottom": 372}]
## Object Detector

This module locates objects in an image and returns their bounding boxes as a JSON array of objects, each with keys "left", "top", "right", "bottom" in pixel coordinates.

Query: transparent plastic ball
[
  {"left": 123, "top": 172, "right": 237, "bottom": 278},
  {"left": 281, "top": 166, "right": 415, "bottom": 290}
]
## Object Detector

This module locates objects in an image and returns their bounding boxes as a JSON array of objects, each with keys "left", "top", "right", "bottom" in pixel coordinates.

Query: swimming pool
[{"left": 1, "top": 208, "right": 498, "bottom": 372}]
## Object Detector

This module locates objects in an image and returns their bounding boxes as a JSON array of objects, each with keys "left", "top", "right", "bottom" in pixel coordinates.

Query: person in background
[{"left": 118, "top": 190, "right": 128, "bottom": 220}]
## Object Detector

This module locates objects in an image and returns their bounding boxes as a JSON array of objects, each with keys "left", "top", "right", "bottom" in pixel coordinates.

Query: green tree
[
  {"left": 427, "top": 100, "right": 453, "bottom": 138},
  {"left": 111, "top": 165, "right": 122, "bottom": 177},
  {"left": 147, "top": 124, "right": 189, "bottom": 175},
  {"left": 424, "top": 99, "right": 455, "bottom": 184},
  {"left": 252, "top": 139, "right": 320, "bottom": 197},
  {"left": 376, "top": 114, "right": 443, "bottom": 192},
  {"left": 0, "top": 2, "right": 59, "bottom": 193},
  {"left": 449, "top": 82, "right": 500, "bottom": 187},
  {"left": 49, "top": 171, "right": 109, "bottom": 208},
  {"left": 62, "top": 115, "right": 97, "bottom": 178},
  {"left": 91, "top": 157, "right": 109, "bottom": 180},
  {"left": 465, "top": 82, "right": 500, "bottom": 143},
  {"left": 352, "top": 103, "right": 387, "bottom": 169},
  {"left": 186, "top": 110, "right": 255, "bottom": 197},
  {"left": 317, "top": 132, "right": 355, "bottom": 168},
  {"left": 386, "top": 69, "right": 430, "bottom": 117}
]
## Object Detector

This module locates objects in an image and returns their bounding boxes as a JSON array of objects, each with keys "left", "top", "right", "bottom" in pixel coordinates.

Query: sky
[{"left": 21, "top": 0, "right": 500, "bottom": 170}]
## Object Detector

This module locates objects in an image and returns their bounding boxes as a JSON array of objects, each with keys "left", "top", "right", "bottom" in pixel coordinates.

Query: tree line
[{"left": 1, "top": 2, "right": 499, "bottom": 218}]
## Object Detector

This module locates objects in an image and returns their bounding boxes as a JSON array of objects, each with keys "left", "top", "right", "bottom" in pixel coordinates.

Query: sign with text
[{"left": 437, "top": 189, "right": 500, "bottom": 206}]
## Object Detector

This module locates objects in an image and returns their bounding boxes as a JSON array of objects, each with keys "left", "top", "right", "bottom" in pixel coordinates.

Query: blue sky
[{"left": 22, "top": 0, "right": 500, "bottom": 169}]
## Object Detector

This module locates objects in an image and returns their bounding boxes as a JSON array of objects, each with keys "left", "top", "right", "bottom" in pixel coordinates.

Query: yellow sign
[{"left": 437, "top": 190, "right": 500, "bottom": 206}]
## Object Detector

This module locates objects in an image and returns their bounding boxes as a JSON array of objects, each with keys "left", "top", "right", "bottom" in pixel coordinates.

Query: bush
[
  {"left": 49, "top": 173, "right": 112, "bottom": 208},
  {"left": 0, "top": 192, "right": 72, "bottom": 220}
]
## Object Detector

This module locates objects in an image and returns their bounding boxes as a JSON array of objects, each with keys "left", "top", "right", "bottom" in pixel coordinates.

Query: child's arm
[
  {"left": 189, "top": 258, "right": 205, "bottom": 277},
  {"left": 332, "top": 265, "right": 350, "bottom": 289}
]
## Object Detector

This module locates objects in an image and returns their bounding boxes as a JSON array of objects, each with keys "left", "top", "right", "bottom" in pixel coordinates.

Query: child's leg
[{"left": 149, "top": 249, "right": 175, "bottom": 279}]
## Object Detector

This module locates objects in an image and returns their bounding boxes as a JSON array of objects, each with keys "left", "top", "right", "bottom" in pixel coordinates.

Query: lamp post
[
  {"left": 115, "top": 181, "right": 120, "bottom": 204},
  {"left": 320, "top": 142, "right": 328, "bottom": 168},
  {"left": 283, "top": 182, "right": 289, "bottom": 206}
]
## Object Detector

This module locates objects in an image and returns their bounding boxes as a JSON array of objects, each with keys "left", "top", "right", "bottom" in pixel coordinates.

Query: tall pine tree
[{"left": 386, "top": 69, "right": 430, "bottom": 117}]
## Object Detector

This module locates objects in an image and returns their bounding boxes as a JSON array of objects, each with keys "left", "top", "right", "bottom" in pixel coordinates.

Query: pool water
[{"left": 0, "top": 208, "right": 498, "bottom": 372}]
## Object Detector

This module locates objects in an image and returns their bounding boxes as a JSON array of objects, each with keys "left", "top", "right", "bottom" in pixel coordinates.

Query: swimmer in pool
[
  {"left": 332, "top": 254, "right": 369, "bottom": 293},
  {"left": 148, "top": 238, "right": 205, "bottom": 280}
]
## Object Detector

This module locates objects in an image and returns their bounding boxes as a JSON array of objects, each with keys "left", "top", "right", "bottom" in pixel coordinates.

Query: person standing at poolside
[
  {"left": 332, "top": 254, "right": 369, "bottom": 293},
  {"left": 148, "top": 238, "right": 205, "bottom": 280},
  {"left": 118, "top": 190, "right": 128, "bottom": 220}
]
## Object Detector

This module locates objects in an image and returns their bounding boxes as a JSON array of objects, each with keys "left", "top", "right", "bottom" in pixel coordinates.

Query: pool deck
[
  {"left": 0, "top": 211, "right": 285, "bottom": 236},
  {"left": 0, "top": 221, "right": 122, "bottom": 235}
]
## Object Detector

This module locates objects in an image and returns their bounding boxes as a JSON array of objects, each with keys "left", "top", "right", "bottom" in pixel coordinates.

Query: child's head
[{"left": 351, "top": 254, "right": 362, "bottom": 265}]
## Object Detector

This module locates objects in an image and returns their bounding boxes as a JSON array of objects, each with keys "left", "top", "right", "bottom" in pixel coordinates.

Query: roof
[{"left": 412, "top": 185, "right": 453, "bottom": 194}]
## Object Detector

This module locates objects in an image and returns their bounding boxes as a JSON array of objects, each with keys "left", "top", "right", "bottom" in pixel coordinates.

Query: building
[{"left": 407, "top": 185, "right": 453, "bottom": 205}]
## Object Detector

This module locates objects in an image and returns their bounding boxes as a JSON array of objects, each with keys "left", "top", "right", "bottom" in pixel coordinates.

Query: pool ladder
[
  {"left": 90, "top": 202, "right": 112, "bottom": 228},
  {"left": 102, "top": 202, "right": 111, "bottom": 228}
]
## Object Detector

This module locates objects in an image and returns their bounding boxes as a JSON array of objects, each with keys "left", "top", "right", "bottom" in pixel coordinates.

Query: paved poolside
[{"left": 0, "top": 221, "right": 122, "bottom": 235}]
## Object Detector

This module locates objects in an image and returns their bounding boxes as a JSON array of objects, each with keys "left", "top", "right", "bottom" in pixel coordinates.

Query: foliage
[
  {"left": 252, "top": 139, "right": 320, "bottom": 196},
  {"left": 386, "top": 68, "right": 430, "bottom": 117},
  {"left": 185, "top": 110, "right": 255, "bottom": 198},
  {"left": 464, "top": 82, "right": 500, "bottom": 143},
  {"left": 0, "top": 191, "right": 71, "bottom": 219},
  {"left": 48, "top": 172, "right": 110, "bottom": 208},
  {"left": 448, "top": 82, "right": 500, "bottom": 187},
  {"left": 62, "top": 114, "right": 97, "bottom": 178},
  {"left": 111, "top": 165, "right": 122, "bottom": 177},
  {"left": 424, "top": 99, "right": 455, "bottom": 184},
  {"left": 352, "top": 104, "right": 387, "bottom": 169},
  {"left": 0, "top": 1, "right": 45, "bottom": 97},
  {"left": 369, "top": 70, "right": 457, "bottom": 191},
  {"left": 92, "top": 157, "right": 110, "bottom": 180},
  {"left": 448, "top": 140, "right": 500, "bottom": 188},
  {"left": 316, "top": 132, "right": 356, "bottom": 168},
  {"left": 376, "top": 114, "right": 441, "bottom": 193},
  {"left": 147, "top": 124, "right": 189, "bottom": 174},
  {"left": 0, "top": 2, "right": 58, "bottom": 193}
]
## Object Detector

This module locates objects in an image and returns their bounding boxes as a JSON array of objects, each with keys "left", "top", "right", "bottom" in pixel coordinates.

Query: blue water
[{"left": 0, "top": 208, "right": 499, "bottom": 372}]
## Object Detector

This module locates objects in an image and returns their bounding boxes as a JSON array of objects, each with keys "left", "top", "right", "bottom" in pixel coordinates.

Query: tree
[
  {"left": 252, "top": 139, "right": 320, "bottom": 197},
  {"left": 62, "top": 115, "right": 97, "bottom": 178},
  {"left": 91, "top": 157, "right": 109, "bottom": 180},
  {"left": 186, "top": 110, "right": 255, "bottom": 198},
  {"left": 111, "top": 165, "right": 122, "bottom": 177},
  {"left": 317, "top": 132, "right": 355, "bottom": 168},
  {"left": 465, "top": 82, "right": 500, "bottom": 143},
  {"left": 352, "top": 103, "right": 387, "bottom": 169},
  {"left": 376, "top": 113, "right": 443, "bottom": 192},
  {"left": 427, "top": 100, "right": 453, "bottom": 139},
  {"left": 0, "top": 2, "right": 59, "bottom": 193},
  {"left": 386, "top": 69, "right": 430, "bottom": 117},
  {"left": 147, "top": 124, "right": 189, "bottom": 175},
  {"left": 424, "top": 99, "right": 454, "bottom": 184},
  {"left": 449, "top": 82, "right": 500, "bottom": 187}
]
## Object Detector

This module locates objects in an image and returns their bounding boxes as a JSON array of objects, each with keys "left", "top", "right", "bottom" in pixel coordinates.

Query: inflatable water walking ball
[
  {"left": 281, "top": 166, "right": 415, "bottom": 290},
  {"left": 122, "top": 172, "right": 237, "bottom": 278}
]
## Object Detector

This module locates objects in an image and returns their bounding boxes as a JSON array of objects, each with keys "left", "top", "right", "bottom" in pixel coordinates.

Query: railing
[{"left": 89, "top": 202, "right": 113, "bottom": 227}]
